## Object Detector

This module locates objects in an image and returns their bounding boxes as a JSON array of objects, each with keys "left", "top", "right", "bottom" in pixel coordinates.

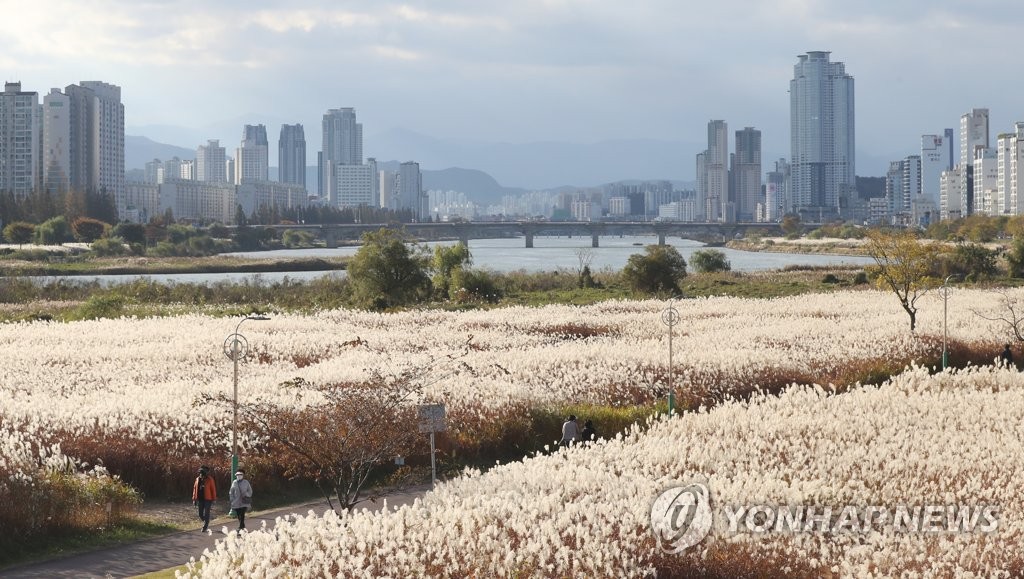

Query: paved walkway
[{"left": 0, "top": 486, "right": 429, "bottom": 579}]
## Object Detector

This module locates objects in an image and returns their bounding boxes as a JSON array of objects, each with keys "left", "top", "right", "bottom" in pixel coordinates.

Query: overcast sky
[{"left": 5, "top": 0, "right": 1024, "bottom": 177}]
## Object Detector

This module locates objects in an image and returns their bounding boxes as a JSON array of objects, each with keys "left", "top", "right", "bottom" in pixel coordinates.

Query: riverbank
[
  {"left": 728, "top": 237, "right": 872, "bottom": 256},
  {"left": 0, "top": 255, "right": 349, "bottom": 277}
]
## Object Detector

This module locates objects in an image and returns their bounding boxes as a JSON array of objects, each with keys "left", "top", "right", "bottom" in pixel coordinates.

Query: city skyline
[{"left": 5, "top": 0, "right": 1024, "bottom": 188}]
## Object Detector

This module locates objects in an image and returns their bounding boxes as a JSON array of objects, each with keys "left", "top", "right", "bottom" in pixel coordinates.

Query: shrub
[
  {"left": 821, "top": 273, "right": 840, "bottom": 284},
  {"left": 71, "top": 217, "right": 110, "bottom": 242},
  {"left": 3, "top": 221, "right": 35, "bottom": 246},
  {"left": 853, "top": 271, "right": 868, "bottom": 285},
  {"left": 112, "top": 222, "right": 146, "bottom": 245},
  {"left": 91, "top": 237, "right": 128, "bottom": 257},
  {"left": 35, "top": 216, "right": 72, "bottom": 245},
  {"left": 690, "top": 249, "right": 732, "bottom": 273},
  {"left": 622, "top": 245, "right": 687, "bottom": 295}
]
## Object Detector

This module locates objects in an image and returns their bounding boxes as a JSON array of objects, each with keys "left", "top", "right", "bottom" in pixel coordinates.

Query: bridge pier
[
  {"left": 658, "top": 232, "right": 666, "bottom": 245},
  {"left": 324, "top": 230, "right": 338, "bottom": 249},
  {"left": 525, "top": 232, "right": 534, "bottom": 248},
  {"left": 591, "top": 233, "right": 599, "bottom": 248}
]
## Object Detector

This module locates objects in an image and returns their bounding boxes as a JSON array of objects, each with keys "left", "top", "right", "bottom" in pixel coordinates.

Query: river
[{"left": 26, "top": 236, "right": 874, "bottom": 286}]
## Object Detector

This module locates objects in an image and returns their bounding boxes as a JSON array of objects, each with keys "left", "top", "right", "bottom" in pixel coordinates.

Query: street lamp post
[
  {"left": 223, "top": 314, "right": 270, "bottom": 483},
  {"left": 661, "top": 302, "right": 680, "bottom": 415},
  {"left": 941, "top": 275, "right": 955, "bottom": 370}
]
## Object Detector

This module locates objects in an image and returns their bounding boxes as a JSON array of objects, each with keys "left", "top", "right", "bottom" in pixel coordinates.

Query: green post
[{"left": 229, "top": 454, "right": 238, "bottom": 517}]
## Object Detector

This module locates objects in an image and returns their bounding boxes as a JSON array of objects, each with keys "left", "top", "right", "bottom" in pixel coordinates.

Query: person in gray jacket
[{"left": 229, "top": 468, "right": 254, "bottom": 531}]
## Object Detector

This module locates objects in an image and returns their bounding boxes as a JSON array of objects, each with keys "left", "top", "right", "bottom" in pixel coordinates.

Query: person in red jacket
[{"left": 192, "top": 465, "right": 217, "bottom": 532}]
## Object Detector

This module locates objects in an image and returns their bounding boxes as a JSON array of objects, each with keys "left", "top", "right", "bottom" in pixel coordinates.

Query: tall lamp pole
[
  {"left": 223, "top": 315, "right": 270, "bottom": 480},
  {"left": 661, "top": 302, "right": 680, "bottom": 415},
  {"left": 940, "top": 275, "right": 954, "bottom": 370}
]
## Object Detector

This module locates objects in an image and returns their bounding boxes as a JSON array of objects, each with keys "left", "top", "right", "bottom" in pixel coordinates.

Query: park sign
[{"left": 418, "top": 403, "right": 446, "bottom": 433}]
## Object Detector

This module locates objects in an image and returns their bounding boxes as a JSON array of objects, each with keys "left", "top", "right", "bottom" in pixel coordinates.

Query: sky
[{"left": 4, "top": 0, "right": 1024, "bottom": 184}]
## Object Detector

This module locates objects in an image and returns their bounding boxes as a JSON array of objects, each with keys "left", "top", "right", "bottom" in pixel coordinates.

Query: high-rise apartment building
[
  {"left": 694, "top": 151, "right": 707, "bottom": 221},
  {"left": 335, "top": 158, "right": 379, "bottom": 208},
  {"left": 765, "top": 158, "right": 790, "bottom": 222},
  {"left": 789, "top": 51, "right": 855, "bottom": 219},
  {"left": 63, "top": 81, "right": 125, "bottom": 207},
  {"left": 236, "top": 124, "right": 269, "bottom": 184},
  {"left": 705, "top": 120, "right": 728, "bottom": 222},
  {"left": 396, "top": 161, "right": 424, "bottom": 219},
  {"left": 320, "top": 108, "right": 362, "bottom": 200},
  {"left": 921, "top": 130, "right": 954, "bottom": 208},
  {"left": 278, "top": 124, "right": 306, "bottom": 188},
  {"left": 998, "top": 123, "right": 1024, "bottom": 214},
  {"left": 196, "top": 140, "right": 227, "bottom": 183},
  {"left": 734, "top": 127, "right": 762, "bottom": 222},
  {"left": 41, "top": 88, "right": 70, "bottom": 196},
  {"left": 0, "top": 82, "right": 40, "bottom": 197},
  {"left": 957, "top": 108, "right": 989, "bottom": 216},
  {"left": 973, "top": 147, "right": 998, "bottom": 215},
  {"left": 940, "top": 168, "right": 963, "bottom": 220}
]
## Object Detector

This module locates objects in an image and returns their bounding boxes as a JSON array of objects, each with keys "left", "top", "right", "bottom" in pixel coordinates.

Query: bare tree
[
  {"left": 573, "top": 247, "right": 595, "bottom": 277},
  {"left": 973, "top": 288, "right": 1024, "bottom": 344},
  {"left": 211, "top": 339, "right": 473, "bottom": 513}
]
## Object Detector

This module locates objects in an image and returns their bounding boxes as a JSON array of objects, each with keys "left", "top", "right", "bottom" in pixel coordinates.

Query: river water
[{"left": 26, "top": 236, "right": 874, "bottom": 286}]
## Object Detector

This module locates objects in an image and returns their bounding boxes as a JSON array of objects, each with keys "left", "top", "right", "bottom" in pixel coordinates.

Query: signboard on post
[
  {"left": 418, "top": 403, "right": 447, "bottom": 433},
  {"left": 418, "top": 403, "right": 446, "bottom": 490}
]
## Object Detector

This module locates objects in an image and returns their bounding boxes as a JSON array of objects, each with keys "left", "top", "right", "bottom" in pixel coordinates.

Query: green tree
[
  {"left": 949, "top": 243, "right": 998, "bottom": 280},
  {"left": 431, "top": 243, "right": 472, "bottom": 298},
  {"left": 35, "top": 216, "right": 72, "bottom": 245},
  {"left": 622, "top": 245, "right": 687, "bottom": 295},
  {"left": 3, "top": 221, "right": 35, "bottom": 246},
  {"left": 1007, "top": 237, "right": 1024, "bottom": 278},
  {"left": 690, "top": 248, "right": 732, "bottom": 273},
  {"left": 348, "top": 228, "right": 431, "bottom": 309},
  {"left": 71, "top": 217, "right": 109, "bottom": 242},
  {"left": 865, "top": 229, "right": 938, "bottom": 331},
  {"left": 781, "top": 214, "right": 801, "bottom": 237},
  {"left": 112, "top": 222, "right": 146, "bottom": 245}
]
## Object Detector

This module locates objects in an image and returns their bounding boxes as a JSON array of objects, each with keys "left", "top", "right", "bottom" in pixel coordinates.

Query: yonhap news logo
[
  {"left": 649, "top": 483, "right": 714, "bottom": 553},
  {"left": 650, "top": 482, "right": 1000, "bottom": 554}
]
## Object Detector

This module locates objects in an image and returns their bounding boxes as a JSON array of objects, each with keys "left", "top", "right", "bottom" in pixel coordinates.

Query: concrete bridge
[{"left": 265, "top": 221, "right": 789, "bottom": 248}]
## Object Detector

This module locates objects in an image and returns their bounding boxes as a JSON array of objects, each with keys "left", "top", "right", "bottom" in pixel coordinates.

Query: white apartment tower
[
  {"left": 0, "top": 82, "right": 40, "bottom": 197},
  {"left": 278, "top": 124, "right": 306, "bottom": 188},
  {"left": 320, "top": 108, "right": 362, "bottom": 199},
  {"left": 999, "top": 123, "right": 1024, "bottom": 214},
  {"left": 959, "top": 108, "right": 989, "bottom": 216},
  {"left": 196, "top": 140, "right": 227, "bottom": 183},
  {"left": 41, "top": 88, "right": 70, "bottom": 196},
  {"left": 734, "top": 127, "right": 761, "bottom": 222},
  {"left": 705, "top": 120, "right": 728, "bottom": 222},
  {"left": 973, "top": 147, "right": 998, "bottom": 215},
  {"left": 790, "top": 51, "right": 856, "bottom": 219},
  {"left": 920, "top": 129, "right": 954, "bottom": 208},
  {"left": 236, "top": 124, "right": 269, "bottom": 184},
  {"left": 335, "top": 158, "right": 379, "bottom": 208}
]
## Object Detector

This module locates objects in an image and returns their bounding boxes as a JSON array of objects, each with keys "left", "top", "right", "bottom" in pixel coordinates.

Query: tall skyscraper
[
  {"left": 0, "top": 82, "right": 40, "bottom": 197},
  {"left": 42, "top": 88, "right": 70, "bottom": 196},
  {"left": 789, "top": 51, "right": 855, "bottom": 219},
  {"left": 705, "top": 120, "right": 728, "bottom": 221},
  {"left": 236, "top": 124, "right": 269, "bottom": 183},
  {"left": 998, "top": 123, "right": 1024, "bottom": 214},
  {"left": 396, "top": 161, "right": 424, "bottom": 219},
  {"left": 196, "top": 140, "right": 227, "bottom": 182},
  {"left": 694, "top": 151, "right": 707, "bottom": 221},
  {"left": 958, "top": 108, "right": 989, "bottom": 216},
  {"left": 278, "top": 124, "right": 306, "bottom": 188},
  {"left": 320, "top": 108, "right": 362, "bottom": 200},
  {"left": 734, "top": 127, "right": 762, "bottom": 222},
  {"left": 65, "top": 81, "right": 125, "bottom": 207},
  {"left": 920, "top": 130, "right": 954, "bottom": 208}
]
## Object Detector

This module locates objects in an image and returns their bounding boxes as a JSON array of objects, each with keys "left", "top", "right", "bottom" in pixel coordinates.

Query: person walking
[
  {"left": 192, "top": 465, "right": 216, "bottom": 532},
  {"left": 580, "top": 420, "right": 596, "bottom": 443},
  {"left": 229, "top": 468, "right": 253, "bottom": 531},
  {"left": 559, "top": 415, "right": 579, "bottom": 448},
  {"left": 1000, "top": 344, "right": 1014, "bottom": 368}
]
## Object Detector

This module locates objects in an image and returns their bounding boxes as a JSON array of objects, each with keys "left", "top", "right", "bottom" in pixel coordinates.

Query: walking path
[{"left": 0, "top": 486, "right": 429, "bottom": 579}]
